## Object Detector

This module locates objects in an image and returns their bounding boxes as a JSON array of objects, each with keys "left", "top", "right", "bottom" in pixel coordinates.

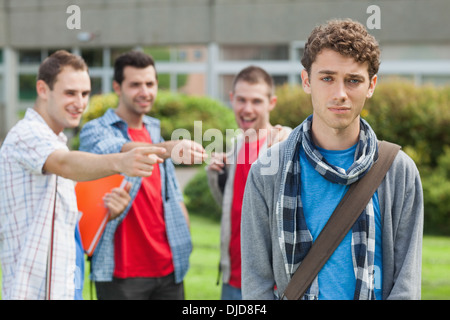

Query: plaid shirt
[
  {"left": 0, "top": 109, "right": 79, "bottom": 300},
  {"left": 79, "top": 108, "right": 192, "bottom": 283}
]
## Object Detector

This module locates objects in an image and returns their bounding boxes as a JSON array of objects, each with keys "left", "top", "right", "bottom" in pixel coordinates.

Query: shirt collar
[
  {"left": 26, "top": 108, "right": 68, "bottom": 144},
  {"left": 103, "top": 108, "right": 159, "bottom": 128}
]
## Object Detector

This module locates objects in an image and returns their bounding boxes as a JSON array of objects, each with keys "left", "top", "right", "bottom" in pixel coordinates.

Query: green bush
[
  {"left": 364, "top": 82, "right": 450, "bottom": 168},
  {"left": 150, "top": 92, "right": 237, "bottom": 148},
  {"left": 363, "top": 82, "right": 450, "bottom": 234},
  {"left": 80, "top": 92, "right": 118, "bottom": 126},
  {"left": 422, "top": 147, "right": 450, "bottom": 235},
  {"left": 184, "top": 168, "right": 221, "bottom": 221},
  {"left": 270, "top": 84, "right": 312, "bottom": 128}
]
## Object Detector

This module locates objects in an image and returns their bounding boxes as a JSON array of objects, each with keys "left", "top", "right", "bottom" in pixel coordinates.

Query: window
[
  {"left": 422, "top": 75, "right": 450, "bottom": 86},
  {"left": 48, "top": 48, "right": 72, "bottom": 57},
  {"left": 176, "top": 46, "right": 207, "bottom": 62},
  {"left": 143, "top": 45, "right": 208, "bottom": 63},
  {"left": 81, "top": 48, "right": 103, "bottom": 67},
  {"left": 143, "top": 46, "right": 171, "bottom": 62},
  {"left": 273, "top": 75, "right": 289, "bottom": 86},
  {"left": 0, "top": 75, "right": 4, "bottom": 101},
  {"left": 110, "top": 47, "right": 134, "bottom": 66},
  {"left": 177, "top": 73, "right": 205, "bottom": 95},
  {"left": 297, "top": 47, "right": 305, "bottom": 63},
  {"left": 219, "top": 74, "right": 234, "bottom": 104},
  {"left": 381, "top": 44, "right": 450, "bottom": 60},
  {"left": 19, "top": 50, "right": 42, "bottom": 64},
  {"left": 90, "top": 77, "right": 103, "bottom": 95},
  {"left": 157, "top": 73, "right": 188, "bottom": 91},
  {"left": 220, "top": 45, "right": 289, "bottom": 61},
  {"left": 19, "top": 74, "right": 37, "bottom": 100}
]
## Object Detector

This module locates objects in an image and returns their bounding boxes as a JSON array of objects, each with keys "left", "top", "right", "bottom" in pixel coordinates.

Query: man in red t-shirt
[
  {"left": 90, "top": 51, "right": 207, "bottom": 300},
  {"left": 207, "top": 66, "right": 291, "bottom": 299}
]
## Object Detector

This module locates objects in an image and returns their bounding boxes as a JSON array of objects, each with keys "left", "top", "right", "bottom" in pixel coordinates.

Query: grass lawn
[
  {"left": 421, "top": 236, "right": 450, "bottom": 300},
  {"left": 1, "top": 214, "right": 449, "bottom": 300},
  {"left": 183, "top": 214, "right": 222, "bottom": 300},
  {"left": 81, "top": 213, "right": 222, "bottom": 300}
]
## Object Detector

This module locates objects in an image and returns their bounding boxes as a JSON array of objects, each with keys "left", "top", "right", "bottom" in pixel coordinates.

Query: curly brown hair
[{"left": 301, "top": 19, "right": 380, "bottom": 80}]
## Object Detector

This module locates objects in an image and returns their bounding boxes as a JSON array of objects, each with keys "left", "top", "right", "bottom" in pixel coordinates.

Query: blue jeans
[{"left": 221, "top": 283, "right": 242, "bottom": 300}]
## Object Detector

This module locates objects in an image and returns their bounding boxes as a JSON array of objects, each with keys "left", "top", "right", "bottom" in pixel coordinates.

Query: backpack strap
[{"left": 281, "top": 141, "right": 401, "bottom": 300}]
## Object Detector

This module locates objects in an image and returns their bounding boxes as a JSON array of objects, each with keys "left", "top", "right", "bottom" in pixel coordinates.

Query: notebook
[{"left": 75, "top": 174, "right": 125, "bottom": 256}]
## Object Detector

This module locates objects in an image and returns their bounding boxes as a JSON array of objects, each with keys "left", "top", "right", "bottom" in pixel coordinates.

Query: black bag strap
[{"left": 281, "top": 141, "right": 401, "bottom": 300}]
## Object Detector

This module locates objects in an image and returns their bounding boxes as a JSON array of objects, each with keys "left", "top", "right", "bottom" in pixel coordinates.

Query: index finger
[
  {"left": 191, "top": 141, "right": 206, "bottom": 153},
  {"left": 139, "top": 146, "right": 167, "bottom": 155}
]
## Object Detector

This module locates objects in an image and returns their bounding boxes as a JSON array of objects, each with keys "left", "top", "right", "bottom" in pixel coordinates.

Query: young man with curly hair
[{"left": 241, "top": 19, "right": 423, "bottom": 300}]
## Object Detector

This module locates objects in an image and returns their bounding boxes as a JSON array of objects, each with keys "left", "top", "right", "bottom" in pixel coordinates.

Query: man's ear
[
  {"left": 367, "top": 74, "right": 378, "bottom": 98},
  {"left": 301, "top": 69, "right": 311, "bottom": 94},
  {"left": 36, "top": 80, "right": 49, "bottom": 99},
  {"left": 268, "top": 95, "right": 277, "bottom": 112},
  {"left": 229, "top": 90, "right": 234, "bottom": 102},
  {"left": 112, "top": 80, "right": 121, "bottom": 95}
]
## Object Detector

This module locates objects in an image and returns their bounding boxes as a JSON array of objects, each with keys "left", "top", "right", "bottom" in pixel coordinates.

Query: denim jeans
[{"left": 221, "top": 283, "right": 242, "bottom": 300}]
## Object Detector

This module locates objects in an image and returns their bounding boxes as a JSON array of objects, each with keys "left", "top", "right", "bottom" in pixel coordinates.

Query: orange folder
[{"left": 75, "top": 174, "right": 125, "bottom": 256}]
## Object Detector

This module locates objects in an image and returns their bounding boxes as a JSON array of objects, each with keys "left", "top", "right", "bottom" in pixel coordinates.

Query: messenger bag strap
[{"left": 281, "top": 141, "right": 401, "bottom": 300}]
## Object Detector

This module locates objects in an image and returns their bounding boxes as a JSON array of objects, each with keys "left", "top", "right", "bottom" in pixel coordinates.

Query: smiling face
[
  {"left": 301, "top": 49, "right": 377, "bottom": 146},
  {"left": 36, "top": 66, "right": 91, "bottom": 134},
  {"left": 113, "top": 65, "right": 158, "bottom": 128},
  {"left": 230, "top": 80, "right": 277, "bottom": 138}
]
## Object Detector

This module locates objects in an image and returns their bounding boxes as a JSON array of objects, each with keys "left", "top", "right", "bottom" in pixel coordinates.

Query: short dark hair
[
  {"left": 301, "top": 19, "right": 380, "bottom": 80},
  {"left": 113, "top": 50, "right": 156, "bottom": 84},
  {"left": 38, "top": 50, "right": 88, "bottom": 90},
  {"left": 232, "top": 65, "right": 275, "bottom": 97}
]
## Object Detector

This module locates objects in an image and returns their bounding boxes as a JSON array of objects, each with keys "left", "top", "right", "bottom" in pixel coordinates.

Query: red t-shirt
[
  {"left": 228, "top": 137, "right": 266, "bottom": 288},
  {"left": 113, "top": 126, "right": 174, "bottom": 278}
]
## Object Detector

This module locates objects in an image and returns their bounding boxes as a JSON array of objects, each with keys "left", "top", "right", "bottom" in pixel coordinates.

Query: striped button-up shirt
[
  {"left": 0, "top": 108, "right": 79, "bottom": 300},
  {"left": 79, "top": 108, "right": 192, "bottom": 283}
]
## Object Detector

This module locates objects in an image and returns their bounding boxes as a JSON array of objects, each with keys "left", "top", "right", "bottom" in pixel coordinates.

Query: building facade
[{"left": 1, "top": 0, "right": 450, "bottom": 141}]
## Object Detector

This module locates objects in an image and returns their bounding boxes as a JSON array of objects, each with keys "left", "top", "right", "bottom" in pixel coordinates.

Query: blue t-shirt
[{"left": 300, "top": 144, "right": 383, "bottom": 300}]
